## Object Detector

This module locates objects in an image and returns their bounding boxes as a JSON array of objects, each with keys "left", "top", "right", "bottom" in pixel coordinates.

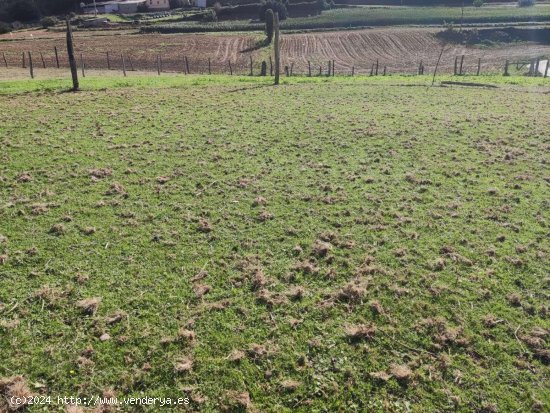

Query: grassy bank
[{"left": 0, "top": 75, "right": 548, "bottom": 412}]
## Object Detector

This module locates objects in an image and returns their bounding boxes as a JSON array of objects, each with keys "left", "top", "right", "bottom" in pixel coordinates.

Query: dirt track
[{"left": 1, "top": 27, "right": 549, "bottom": 75}]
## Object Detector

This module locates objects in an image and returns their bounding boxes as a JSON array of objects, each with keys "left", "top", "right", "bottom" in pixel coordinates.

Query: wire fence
[{"left": 2, "top": 48, "right": 549, "bottom": 78}]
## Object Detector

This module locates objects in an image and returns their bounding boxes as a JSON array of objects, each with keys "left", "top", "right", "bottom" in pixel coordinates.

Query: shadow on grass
[{"left": 240, "top": 38, "right": 270, "bottom": 53}]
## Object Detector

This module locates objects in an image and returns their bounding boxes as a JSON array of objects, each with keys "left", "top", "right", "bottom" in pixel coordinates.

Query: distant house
[
  {"left": 144, "top": 0, "right": 170, "bottom": 11},
  {"left": 81, "top": 0, "right": 169, "bottom": 14}
]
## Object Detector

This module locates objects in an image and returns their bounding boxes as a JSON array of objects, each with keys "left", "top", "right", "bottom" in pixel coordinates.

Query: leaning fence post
[
  {"left": 54, "top": 46, "right": 60, "bottom": 68},
  {"left": 80, "top": 53, "right": 85, "bottom": 77},
  {"left": 121, "top": 54, "right": 126, "bottom": 77},
  {"left": 476, "top": 58, "right": 481, "bottom": 76},
  {"left": 66, "top": 19, "right": 79, "bottom": 91},
  {"left": 22, "top": 51, "right": 26, "bottom": 68},
  {"left": 503, "top": 60, "right": 509, "bottom": 76},
  {"left": 28, "top": 51, "right": 34, "bottom": 79},
  {"left": 2, "top": 52, "right": 7, "bottom": 68},
  {"left": 40, "top": 52, "right": 46, "bottom": 68},
  {"left": 459, "top": 55, "right": 464, "bottom": 75},
  {"left": 544, "top": 61, "right": 549, "bottom": 78}
]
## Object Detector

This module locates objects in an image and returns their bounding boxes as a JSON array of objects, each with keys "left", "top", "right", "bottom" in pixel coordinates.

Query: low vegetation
[
  {"left": 0, "top": 74, "right": 548, "bottom": 412},
  {"left": 143, "top": 4, "right": 550, "bottom": 33}
]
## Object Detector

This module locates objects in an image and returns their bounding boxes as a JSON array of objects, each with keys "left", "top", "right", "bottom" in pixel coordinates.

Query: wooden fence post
[
  {"left": 290, "top": 62, "right": 294, "bottom": 76},
  {"left": 28, "top": 51, "right": 34, "bottom": 79},
  {"left": 476, "top": 58, "right": 481, "bottom": 76},
  {"left": 351, "top": 66, "right": 354, "bottom": 76},
  {"left": 327, "top": 60, "right": 331, "bottom": 76},
  {"left": 503, "top": 60, "right": 509, "bottom": 76},
  {"left": 269, "top": 56, "right": 273, "bottom": 76},
  {"left": 319, "top": 65, "right": 322, "bottom": 76},
  {"left": 54, "top": 46, "right": 60, "bottom": 68},
  {"left": 40, "top": 52, "right": 46, "bottom": 68},
  {"left": 375, "top": 59, "right": 379, "bottom": 76},
  {"left": 534, "top": 58, "right": 540, "bottom": 76},
  {"left": 2, "top": 52, "right": 7, "bottom": 68},
  {"left": 273, "top": 11, "right": 280, "bottom": 85},
  {"left": 383, "top": 66, "right": 386, "bottom": 76},
  {"left": 370, "top": 64, "right": 374, "bottom": 76},
  {"left": 308, "top": 60, "right": 311, "bottom": 77},
  {"left": 208, "top": 57, "right": 211, "bottom": 75},
  {"left": 185, "top": 56, "right": 190, "bottom": 74},
  {"left": 453, "top": 56, "right": 458, "bottom": 75},
  {"left": 418, "top": 60, "right": 422, "bottom": 75},
  {"left": 284, "top": 65, "right": 289, "bottom": 76},
  {"left": 80, "top": 53, "right": 85, "bottom": 77},
  {"left": 459, "top": 55, "right": 464, "bottom": 75},
  {"left": 261, "top": 60, "right": 267, "bottom": 76},
  {"left": 128, "top": 55, "right": 134, "bottom": 71},
  {"left": 544, "top": 61, "right": 549, "bottom": 78},
  {"left": 107, "top": 52, "right": 111, "bottom": 70},
  {"left": 22, "top": 51, "right": 26, "bottom": 68},
  {"left": 160, "top": 55, "right": 163, "bottom": 72},
  {"left": 66, "top": 19, "right": 79, "bottom": 91},
  {"left": 332, "top": 59, "right": 335, "bottom": 76},
  {"left": 121, "top": 54, "right": 126, "bottom": 77},
  {"left": 229, "top": 61, "right": 233, "bottom": 75},
  {"left": 156, "top": 55, "right": 161, "bottom": 75},
  {"left": 249, "top": 55, "right": 253, "bottom": 76}
]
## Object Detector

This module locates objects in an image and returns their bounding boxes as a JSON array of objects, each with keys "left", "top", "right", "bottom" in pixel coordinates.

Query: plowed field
[{"left": 1, "top": 27, "right": 550, "bottom": 75}]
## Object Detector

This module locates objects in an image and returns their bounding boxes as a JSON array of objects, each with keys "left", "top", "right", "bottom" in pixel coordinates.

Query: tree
[
  {"left": 265, "top": 8, "right": 274, "bottom": 43},
  {"left": 259, "top": 0, "right": 287, "bottom": 22},
  {"left": 7, "top": 0, "right": 40, "bottom": 22}
]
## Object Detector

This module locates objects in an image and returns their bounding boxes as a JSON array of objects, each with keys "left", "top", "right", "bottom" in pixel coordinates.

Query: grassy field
[
  {"left": 143, "top": 4, "right": 550, "bottom": 33},
  {"left": 0, "top": 74, "right": 549, "bottom": 412}
]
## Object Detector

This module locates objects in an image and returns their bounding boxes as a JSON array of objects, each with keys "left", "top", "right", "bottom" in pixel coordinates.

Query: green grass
[
  {"left": 0, "top": 74, "right": 549, "bottom": 412},
  {"left": 143, "top": 4, "right": 550, "bottom": 33}
]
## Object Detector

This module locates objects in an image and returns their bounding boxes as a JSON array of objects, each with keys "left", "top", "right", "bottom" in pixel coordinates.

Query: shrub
[
  {"left": 137, "top": 3, "right": 149, "bottom": 12},
  {"left": 265, "top": 8, "right": 274, "bottom": 42},
  {"left": 473, "top": 0, "right": 484, "bottom": 7},
  {"left": 0, "top": 21, "right": 11, "bottom": 34},
  {"left": 40, "top": 16, "right": 58, "bottom": 28},
  {"left": 201, "top": 9, "right": 218, "bottom": 22},
  {"left": 259, "top": 0, "right": 287, "bottom": 21},
  {"left": 517, "top": 0, "right": 535, "bottom": 6}
]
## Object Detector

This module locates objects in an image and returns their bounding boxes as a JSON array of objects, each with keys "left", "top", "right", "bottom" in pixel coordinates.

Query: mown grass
[
  {"left": 143, "top": 4, "right": 550, "bottom": 33},
  {"left": 0, "top": 75, "right": 549, "bottom": 412}
]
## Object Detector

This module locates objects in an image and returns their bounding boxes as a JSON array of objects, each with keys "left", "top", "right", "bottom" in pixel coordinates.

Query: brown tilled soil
[{"left": 1, "top": 27, "right": 549, "bottom": 75}]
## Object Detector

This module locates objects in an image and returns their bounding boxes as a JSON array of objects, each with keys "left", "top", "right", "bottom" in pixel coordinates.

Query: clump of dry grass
[
  {"left": 76, "top": 297, "right": 101, "bottom": 315},
  {"left": 105, "top": 182, "right": 127, "bottom": 196},
  {"left": 345, "top": 324, "right": 377, "bottom": 341},
  {"left": 227, "top": 349, "right": 246, "bottom": 363},
  {"left": 252, "top": 196, "right": 267, "bottom": 207},
  {"left": 197, "top": 219, "right": 213, "bottom": 233},
  {"left": 292, "top": 260, "right": 319, "bottom": 275},
  {"left": 174, "top": 356, "right": 193, "bottom": 373},
  {"left": 193, "top": 284, "right": 211, "bottom": 298},
  {"left": 16, "top": 173, "right": 32, "bottom": 183},
  {"left": 280, "top": 379, "right": 300, "bottom": 392},
  {"left": 49, "top": 223, "right": 66, "bottom": 236},
  {"left": 0, "top": 376, "right": 33, "bottom": 411},
  {"left": 88, "top": 168, "right": 112, "bottom": 179},
  {"left": 312, "top": 240, "right": 332, "bottom": 258},
  {"left": 338, "top": 278, "right": 368, "bottom": 303},
  {"left": 389, "top": 363, "right": 413, "bottom": 381},
  {"left": 177, "top": 328, "right": 196, "bottom": 344}
]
